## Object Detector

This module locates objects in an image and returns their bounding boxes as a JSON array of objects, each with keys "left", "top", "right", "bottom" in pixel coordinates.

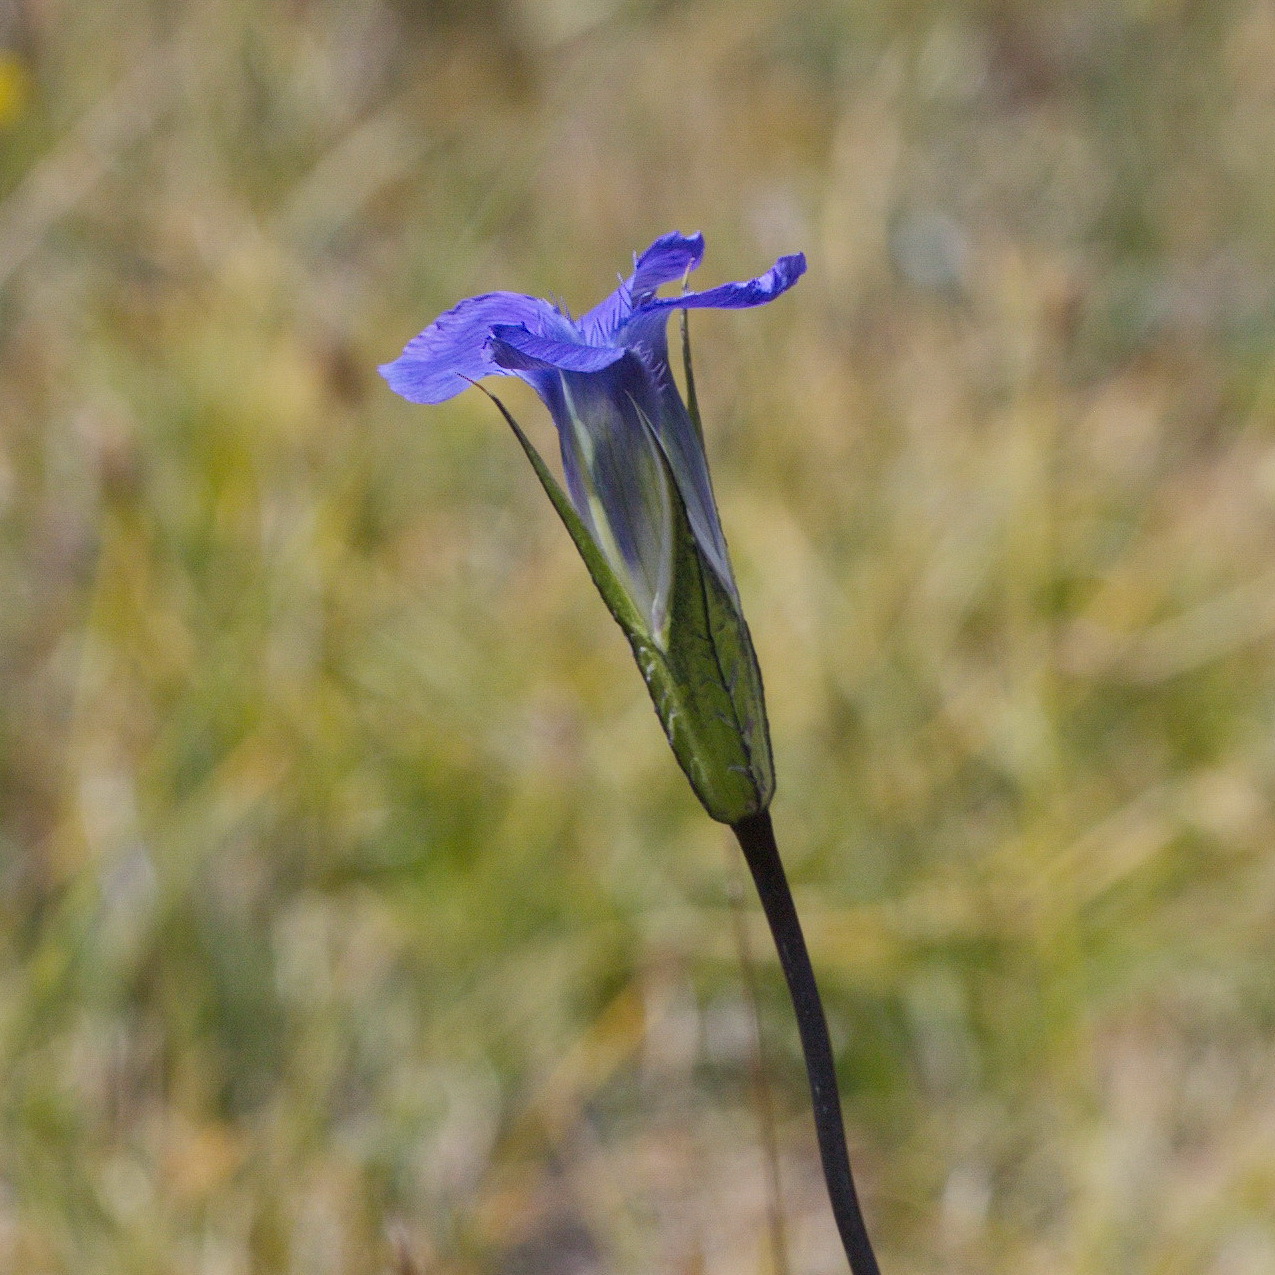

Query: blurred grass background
[{"left": 4, "top": 0, "right": 1275, "bottom": 1271}]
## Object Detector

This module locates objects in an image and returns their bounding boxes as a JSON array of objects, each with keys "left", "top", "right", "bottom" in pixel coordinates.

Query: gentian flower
[
  {"left": 381, "top": 237, "right": 885, "bottom": 1274},
  {"left": 381, "top": 233, "right": 805, "bottom": 825}
]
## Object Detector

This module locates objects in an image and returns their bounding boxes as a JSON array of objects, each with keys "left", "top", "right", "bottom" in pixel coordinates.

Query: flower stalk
[{"left": 733, "top": 811, "right": 882, "bottom": 1275}]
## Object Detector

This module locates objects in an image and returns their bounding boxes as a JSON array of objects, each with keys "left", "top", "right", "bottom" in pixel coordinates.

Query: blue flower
[
  {"left": 381, "top": 233, "right": 804, "bottom": 824},
  {"left": 380, "top": 233, "right": 805, "bottom": 640}
]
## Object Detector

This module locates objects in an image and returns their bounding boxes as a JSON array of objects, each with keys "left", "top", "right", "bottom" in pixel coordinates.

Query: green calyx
[{"left": 475, "top": 318, "right": 774, "bottom": 825}]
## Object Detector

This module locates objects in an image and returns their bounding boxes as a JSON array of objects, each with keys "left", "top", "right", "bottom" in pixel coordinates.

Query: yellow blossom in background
[{"left": 0, "top": 52, "right": 29, "bottom": 126}]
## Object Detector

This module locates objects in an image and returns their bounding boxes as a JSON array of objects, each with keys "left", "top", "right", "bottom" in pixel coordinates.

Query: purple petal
[
  {"left": 380, "top": 292, "right": 569, "bottom": 404},
  {"left": 630, "top": 231, "right": 706, "bottom": 298},
  {"left": 580, "top": 231, "right": 706, "bottom": 343},
  {"left": 648, "top": 252, "right": 806, "bottom": 312},
  {"left": 552, "top": 366, "right": 674, "bottom": 634},
  {"left": 487, "top": 324, "right": 627, "bottom": 374}
]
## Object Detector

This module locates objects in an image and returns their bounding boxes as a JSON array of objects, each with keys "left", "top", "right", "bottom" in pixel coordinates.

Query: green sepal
[
  {"left": 474, "top": 384, "right": 648, "bottom": 639},
  {"left": 668, "top": 310, "right": 775, "bottom": 817},
  {"left": 479, "top": 383, "right": 774, "bottom": 825},
  {"left": 679, "top": 307, "right": 706, "bottom": 447},
  {"left": 651, "top": 459, "right": 774, "bottom": 822}
]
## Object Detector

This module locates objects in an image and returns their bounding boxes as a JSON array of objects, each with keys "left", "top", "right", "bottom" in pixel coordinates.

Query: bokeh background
[{"left": 4, "top": 0, "right": 1275, "bottom": 1271}]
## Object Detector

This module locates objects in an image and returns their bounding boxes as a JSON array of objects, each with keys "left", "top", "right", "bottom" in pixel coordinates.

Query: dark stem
[{"left": 732, "top": 810, "right": 882, "bottom": 1275}]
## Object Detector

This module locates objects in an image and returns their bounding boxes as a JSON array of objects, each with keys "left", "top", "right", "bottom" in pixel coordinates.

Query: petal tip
[
  {"left": 379, "top": 352, "right": 467, "bottom": 405},
  {"left": 781, "top": 252, "right": 808, "bottom": 284}
]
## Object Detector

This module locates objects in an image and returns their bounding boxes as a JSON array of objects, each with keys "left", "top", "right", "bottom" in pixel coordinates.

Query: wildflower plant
[{"left": 382, "top": 233, "right": 881, "bottom": 1274}]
